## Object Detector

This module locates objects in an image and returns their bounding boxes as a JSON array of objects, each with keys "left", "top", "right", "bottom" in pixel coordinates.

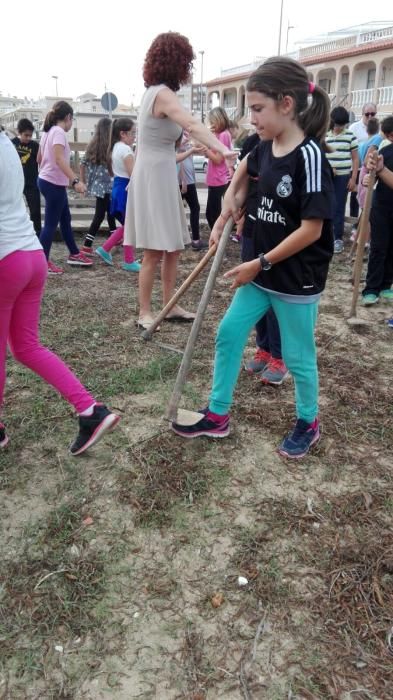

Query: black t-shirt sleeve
[
  {"left": 298, "top": 142, "right": 334, "bottom": 221},
  {"left": 246, "top": 140, "right": 268, "bottom": 179},
  {"left": 240, "top": 133, "right": 260, "bottom": 160}
]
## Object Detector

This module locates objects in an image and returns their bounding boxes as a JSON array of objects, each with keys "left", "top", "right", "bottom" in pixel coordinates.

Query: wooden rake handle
[
  {"left": 142, "top": 244, "right": 217, "bottom": 340},
  {"left": 166, "top": 217, "right": 234, "bottom": 421},
  {"left": 349, "top": 168, "right": 376, "bottom": 318}
]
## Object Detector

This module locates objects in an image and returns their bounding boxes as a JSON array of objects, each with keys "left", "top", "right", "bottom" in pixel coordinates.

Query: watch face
[{"left": 259, "top": 254, "right": 271, "bottom": 270}]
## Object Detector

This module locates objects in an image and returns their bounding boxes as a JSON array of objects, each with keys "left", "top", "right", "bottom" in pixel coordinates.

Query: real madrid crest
[{"left": 276, "top": 174, "right": 292, "bottom": 198}]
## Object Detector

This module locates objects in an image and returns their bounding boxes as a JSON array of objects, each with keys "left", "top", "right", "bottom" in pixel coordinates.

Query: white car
[{"left": 193, "top": 154, "right": 208, "bottom": 172}]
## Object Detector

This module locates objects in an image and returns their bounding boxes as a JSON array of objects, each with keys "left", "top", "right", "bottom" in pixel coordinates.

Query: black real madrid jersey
[{"left": 246, "top": 137, "right": 334, "bottom": 296}]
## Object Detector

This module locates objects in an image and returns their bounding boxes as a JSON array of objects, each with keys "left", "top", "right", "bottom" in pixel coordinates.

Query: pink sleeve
[
  {"left": 51, "top": 127, "right": 67, "bottom": 148},
  {"left": 220, "top": 130, "right": 232, "bottom": 149}
]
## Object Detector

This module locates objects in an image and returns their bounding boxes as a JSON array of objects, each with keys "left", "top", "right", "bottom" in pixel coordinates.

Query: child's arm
[
  {"left": 175, "top": 146, "right": 202, "bottom": 163},
  {"left": 79, "top": 162, "right": 86, "bottom": 184},
  {"left": 209, "top": 158, "right": 250, "bottom": 247},
  {"left": 124, "top": 153, "right": 134, "bottom": 178},
  {"left": 365, "top": 148, "right": 393, "bottom": 186},
  {"left": 179, "top": 162, "right": 187, "bottom": 193},
  {"left": 205, "top": 148, "right": 224, "bottom": 165},
  {"left": 53, "top": 144, "right": 86, "bottom": 193},
  {"left": 224, "top": 219, "right": 324, "bottom": 290},
  {"left": 348, "top": 148, "right": 359, "bottom": 191}
]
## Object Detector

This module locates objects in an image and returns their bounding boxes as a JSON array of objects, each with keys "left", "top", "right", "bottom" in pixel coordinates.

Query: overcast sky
[{"left": 2, "top": 1, "right": 393, "bottom": 105}]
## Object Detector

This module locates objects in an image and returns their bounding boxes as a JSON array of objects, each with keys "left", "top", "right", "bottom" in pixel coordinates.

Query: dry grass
[{"left": 1, "top": 231, "right": 393, "bottom": 699}]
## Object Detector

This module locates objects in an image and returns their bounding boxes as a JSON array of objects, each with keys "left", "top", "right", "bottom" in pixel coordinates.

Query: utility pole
[
  {"left": 51, "top": 75, "right": 58, "bottom": 96},
  {"left": 286, "top": 22, "right": 294, "bottom": 54},
  {"left": 199, "top": 50, "right": 205, "bottom": 122},
  {"left": 277, "top": 0, "right": 284, "bottom": 55}
]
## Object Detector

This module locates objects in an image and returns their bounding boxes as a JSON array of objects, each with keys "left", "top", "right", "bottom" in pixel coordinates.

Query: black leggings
[
  {"left": 206, "top": 184, "right": 228, "bottom": 230},
  {"left": 84, "top": 194, "right": 117, "bottom": 247},
  {"left": 24, "top": 185, "right": 42, "bottom": 235},
  {"left": 181, "top": 184, "right": 200, "bottom": 240}
]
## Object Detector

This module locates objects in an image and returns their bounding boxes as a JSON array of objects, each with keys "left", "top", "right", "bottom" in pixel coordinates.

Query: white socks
[{"left": 79, "top": 403, "right": 96, "bottom": 417}]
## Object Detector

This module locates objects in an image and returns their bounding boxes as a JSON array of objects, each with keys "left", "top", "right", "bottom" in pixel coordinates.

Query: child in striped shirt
[{"left": 326, "top": 107, "right": 359, "bottom": 253}]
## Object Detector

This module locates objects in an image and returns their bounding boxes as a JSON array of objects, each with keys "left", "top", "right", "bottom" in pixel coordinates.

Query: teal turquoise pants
[{"left": 209, "top": 284, "right": 319, "bottom": 423}]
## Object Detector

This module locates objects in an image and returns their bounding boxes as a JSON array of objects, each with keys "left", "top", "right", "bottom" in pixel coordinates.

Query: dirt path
[{"left": 0, "top": 232, "right": 392, "bottom": 700}]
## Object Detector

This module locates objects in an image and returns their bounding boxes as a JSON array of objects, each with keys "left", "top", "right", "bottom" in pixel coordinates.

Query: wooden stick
[
  {"left": 349, "top": 169, "right": 376, "bottom": 319},
  {"left": 142, "top": 244, "right": 217, "bottom": 340},
  {"left": 166, "top": 217, "right": 234, "bottom": 421},
  {"left": 347, "top": 211, "right": 362, "bottom": 263}
]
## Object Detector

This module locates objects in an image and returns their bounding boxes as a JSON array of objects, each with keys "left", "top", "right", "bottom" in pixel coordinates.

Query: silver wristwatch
[{"left": 259, "top": 253, "right": 272, "bottom": 271}]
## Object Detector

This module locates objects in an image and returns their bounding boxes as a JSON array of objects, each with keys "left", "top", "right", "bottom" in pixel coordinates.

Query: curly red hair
[{"left": 143, "top": 32, "right": 195, "bottom": 92}]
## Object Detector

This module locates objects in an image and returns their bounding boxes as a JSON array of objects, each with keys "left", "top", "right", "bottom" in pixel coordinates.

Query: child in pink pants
[{"left": 0, "top": 130, "right": 119, "bottom": 454}]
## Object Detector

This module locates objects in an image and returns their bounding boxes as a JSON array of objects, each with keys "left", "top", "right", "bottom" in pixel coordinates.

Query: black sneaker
[
  {"left": 171, "top": 409, "right": 230, "bottom": 439},
  {"left": 70, "top": 404, "right": 120, "bottom": 456},
  {"left": 0, "top": 423, "right": 9, "bottom": 448}
]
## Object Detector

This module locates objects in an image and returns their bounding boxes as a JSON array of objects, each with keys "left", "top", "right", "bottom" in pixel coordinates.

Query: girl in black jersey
[{"left": 172, "top": 56, "right": 334, "bottom": 459}]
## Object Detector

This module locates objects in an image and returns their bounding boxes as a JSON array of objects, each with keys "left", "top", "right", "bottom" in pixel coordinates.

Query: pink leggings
[
  {"left": 0, "top": 249, "right": 95, "bottom": 415},
  {"left": 102, "top": 226, "right": 134, "bottom": 263}
]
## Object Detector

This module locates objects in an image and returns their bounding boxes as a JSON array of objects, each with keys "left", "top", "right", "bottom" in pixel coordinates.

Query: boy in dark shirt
[
  {"left": 12, "top": 118, "right": 41, "bottom": 235},
  {"left": 362, "top": 116, "right": 393, "bottom": 305}
]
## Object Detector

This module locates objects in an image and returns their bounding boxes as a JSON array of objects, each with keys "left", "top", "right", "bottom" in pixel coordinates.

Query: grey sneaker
[
  {"left": 245, "top": 349, "right": 271, "bottom": 374},
  {"left": 259, "top": 358, "right": 289, "bottom": 386},
  {"left": 191, "top": 239, "right": 208, "bottom": 251},
  {"left": 334, "top": 239, "right": 344, "bottom": 254}
]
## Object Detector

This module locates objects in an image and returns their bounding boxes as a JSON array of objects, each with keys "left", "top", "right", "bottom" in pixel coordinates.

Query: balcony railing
[
  {"left": 358, "top": 26, "right": 393, "bottom": 44},
  {"left": 297, "top": 24, "right": 393, "bottom": 61},
  {"left": 350, "top": 88, "right": 375, "bottom": 108},
  {"left": 223, "top": 106, "right": 238, "bottom": 118},
  {"left": 377, "top": 85, "right": 393, "bottom": 105},
  {"left": 300, "top": 35, "right": 356, "bottom": 60}
]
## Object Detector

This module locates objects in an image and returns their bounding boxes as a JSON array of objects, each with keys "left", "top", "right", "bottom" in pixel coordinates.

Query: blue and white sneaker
[
  {"left": 278, "top": 418, "right": 320, "bottom": 459},
  {"left": 96, "top": 247, "right": 113, "bottom": 265},
  {"left": 386, "top": 318, "right": 393, "bottom": 328},
  {"left": 121, "top": 261, "right": 141, "bottom": 272},
  {"left": 172, "top": 409, "right": 230, "bottom": 439}
]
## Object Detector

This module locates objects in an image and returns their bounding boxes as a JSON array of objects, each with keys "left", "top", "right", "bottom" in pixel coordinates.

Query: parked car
[{"left": 193, "top": 154, "right": 208, "bottom": 172}]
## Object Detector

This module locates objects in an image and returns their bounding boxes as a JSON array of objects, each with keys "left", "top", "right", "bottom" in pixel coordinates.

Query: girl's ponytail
[
  {"left": 43, "top": 109, "right": 56, "bottom": 132},
  {"left": 43, "top": 100, "right": 73, "bottom": 132},
  {"left": 298, "top": 84, "right": 330, "bottom": 143}
]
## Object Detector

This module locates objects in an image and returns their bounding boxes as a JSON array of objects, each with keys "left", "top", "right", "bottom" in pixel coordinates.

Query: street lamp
[
  {"left": 51, "top": 75, "right": 58, "bottom": 97},
  {"left": 199, "top": 50, "right": 205, "bottom": 122}
]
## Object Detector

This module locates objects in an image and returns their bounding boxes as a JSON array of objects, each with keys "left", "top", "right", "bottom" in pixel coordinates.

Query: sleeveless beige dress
[{"left": 124, "top": 85, "right": 190, "bottom": 252}]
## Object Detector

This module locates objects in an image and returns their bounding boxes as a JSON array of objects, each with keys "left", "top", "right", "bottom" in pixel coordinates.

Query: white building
[{"left": 0, "top": 93, "right": 137, "bottom": 143}]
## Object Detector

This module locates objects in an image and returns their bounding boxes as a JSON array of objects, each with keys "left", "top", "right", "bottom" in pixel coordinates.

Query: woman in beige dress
[{"left": 124, "top": 32, "right": 236, "bottom": 330}]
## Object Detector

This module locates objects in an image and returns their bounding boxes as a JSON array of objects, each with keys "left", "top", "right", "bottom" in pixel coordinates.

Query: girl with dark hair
[
  {"left": 80, "top": 117, "right": 117, "bottom": 254},
  {"left": 205, "top": 107, "right": 233, "bottom": 229},
  {"left": 124, "top": 32, "right": 236, "bottom": 330},
  {"left": 95, "top": 118, "right": 140, "bottom": 272},
  {"left": 0, "top": 130, "right": 119, "bottom": 454},
  {"left": 172, "top": 56, "right": 334, "bottom": 459},
  {"left": 38, "top": 101, "right": 92, "bottom": 274}
]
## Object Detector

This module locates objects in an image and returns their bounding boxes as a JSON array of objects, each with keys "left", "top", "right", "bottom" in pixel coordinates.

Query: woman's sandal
[
  {"left": 136, "top": 316, "right": 161, "bottom": 332},
  {"left": 165, "top": 310, "right": 196, "bottom": 323}
]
